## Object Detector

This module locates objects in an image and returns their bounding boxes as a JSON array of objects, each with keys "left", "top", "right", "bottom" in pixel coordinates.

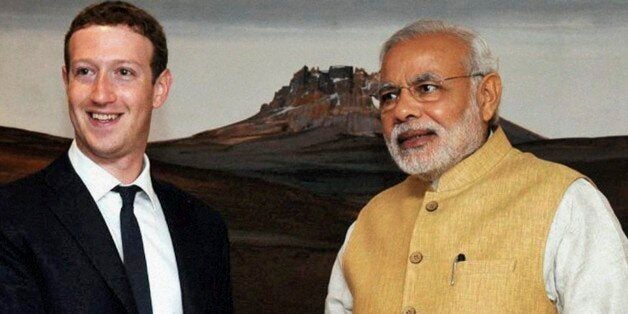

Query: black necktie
[{"left": 112, "top": 185, "right": 152, "bottom": 314}]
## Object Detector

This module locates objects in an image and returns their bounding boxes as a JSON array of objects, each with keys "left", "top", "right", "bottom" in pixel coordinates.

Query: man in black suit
[{"left": 0, "top": 2, "right": 232, "bottom": 313}]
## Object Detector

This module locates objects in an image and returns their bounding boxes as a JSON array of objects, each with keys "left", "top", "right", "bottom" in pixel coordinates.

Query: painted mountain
[{"left": 1, "top": 66, "right": 626, "bottom": 313}]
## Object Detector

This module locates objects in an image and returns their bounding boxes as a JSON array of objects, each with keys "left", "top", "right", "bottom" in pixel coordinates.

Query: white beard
[{"left": 385, "top": 97, "right": 486, "bottom": 182}]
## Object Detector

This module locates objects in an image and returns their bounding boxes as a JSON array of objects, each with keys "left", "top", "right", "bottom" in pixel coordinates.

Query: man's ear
[
  {"left": 152, "top": 69, "right": 172, "bottom": 109},
  {"left": 475, "top": 72, "right": 502, "bottom": 123},
  {"left": 62, "top": 65, "right": 69, "bottom": 89}
]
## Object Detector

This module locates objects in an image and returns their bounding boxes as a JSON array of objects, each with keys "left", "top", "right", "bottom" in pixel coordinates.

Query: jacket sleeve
[
  {"left": 216, "top": 217, "right": 233, "bottom": 313},
  {"left": 0, "top": 201, "right": 46, "bottom": 313}
]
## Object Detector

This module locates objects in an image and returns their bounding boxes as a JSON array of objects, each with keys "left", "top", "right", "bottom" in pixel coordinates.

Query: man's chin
[
  {"left": 393, "top": 149, "right": 452, "bottom": 181},
  {"left": 77, "top": 138, "right": 125, "bottom": 160},
  {"left": 387, "top": 139, "right": 440, "bottom": 178},
  {"left": 395, "top": 155, "right": 430, "bottom": 174},
  {"left": 397, "top": 149, "right": 431, "bottom": 167}
]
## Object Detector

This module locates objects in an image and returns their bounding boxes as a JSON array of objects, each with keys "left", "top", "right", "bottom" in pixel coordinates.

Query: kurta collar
[{"left": 434, "top": 127, "right": 512, "bottom": 192}]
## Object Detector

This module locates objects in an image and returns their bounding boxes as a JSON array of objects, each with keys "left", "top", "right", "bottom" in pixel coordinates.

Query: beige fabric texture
[{"left": 344, "top": 128, "right": 583, "bottom": 313}]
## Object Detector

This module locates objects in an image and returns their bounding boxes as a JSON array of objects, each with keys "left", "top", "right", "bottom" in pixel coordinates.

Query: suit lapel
[
  {"left": 44, "top": 155, "right": 137, "bottom": 313},
  {"left": 154, "top": 182, "right": 202, "bottom": 313}
]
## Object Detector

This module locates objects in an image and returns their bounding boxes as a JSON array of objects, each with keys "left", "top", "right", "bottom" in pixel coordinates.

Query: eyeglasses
[{"left": 372, "top": 73, "right": 484, "bottom": 112}]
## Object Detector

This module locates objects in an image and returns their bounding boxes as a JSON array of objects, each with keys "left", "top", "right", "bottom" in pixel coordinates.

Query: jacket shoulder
[
  {"left": 507, "top": 148, "right": 586, "bottom": 182},
  {"left": 0, "top": 169, "right": 49, "bottom": 207},
  {"left": 152, "top": 179, "right": 227, "bottom": 227}
]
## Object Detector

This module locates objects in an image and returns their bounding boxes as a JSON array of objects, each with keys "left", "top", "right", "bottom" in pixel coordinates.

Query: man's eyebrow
[
  {"left": 408, "top": 72, "right": 440, "bottom": 84},
  {"left": 70, "top": 59, "right": 142, "bottom": 67},
  {"left": 378, "top": 72, "right": 441, "bottom": 89},
  {"left": 111, "top": 59, "right": 143, "bottom": 67},
  {"left": 378, "top": 82, "right": 398, "bottom": 90}
]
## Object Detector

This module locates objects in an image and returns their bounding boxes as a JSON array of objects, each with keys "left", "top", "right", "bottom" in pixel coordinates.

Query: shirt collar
[{"left": 67, "top": 140, "right": 159, "bottom": 210}]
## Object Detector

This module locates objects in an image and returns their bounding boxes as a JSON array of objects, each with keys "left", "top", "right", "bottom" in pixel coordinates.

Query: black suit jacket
[{"left": 0, "top": 154, "right": 232, "bottom": 313}]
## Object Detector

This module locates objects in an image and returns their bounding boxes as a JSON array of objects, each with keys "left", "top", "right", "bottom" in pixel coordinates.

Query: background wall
[{"left": 1, "top": 0, "right": 626, "bottom": 140}]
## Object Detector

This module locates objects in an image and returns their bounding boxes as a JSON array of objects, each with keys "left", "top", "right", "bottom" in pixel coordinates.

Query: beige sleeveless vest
[{"left": 343, "top": 128, "right": 583, "bottom": 314}]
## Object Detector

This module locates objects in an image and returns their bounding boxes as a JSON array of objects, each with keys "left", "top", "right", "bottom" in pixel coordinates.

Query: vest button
[
  {"left": 409, "top": 251, "right": 423, "bottom": 264},
  {"left": 425, "top": 201, "right": 438, "bottom": 212},
  {"left": 402, "top": 306, "right": 417, "bottom": 314}
]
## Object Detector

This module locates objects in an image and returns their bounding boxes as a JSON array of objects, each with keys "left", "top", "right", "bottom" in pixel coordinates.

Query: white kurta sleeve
[
  {"left": 544, "top": 178, "right": 628, "bottom": 313},
  {"left": 325, "top": 223, "right": 356, "bottom": 314}
]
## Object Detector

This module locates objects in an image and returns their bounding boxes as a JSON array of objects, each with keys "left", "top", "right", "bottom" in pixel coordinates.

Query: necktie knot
[{"left": 112, "top": 185, "right": 142, "bottom": 209}]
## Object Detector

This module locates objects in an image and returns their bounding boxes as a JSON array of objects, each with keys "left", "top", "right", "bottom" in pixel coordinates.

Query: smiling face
[
  {"left": 63, "top": 25, "right": 171, "bottom": 179},
  {"left": 380, "top": 33, "right": 490, "bottom": 181}
]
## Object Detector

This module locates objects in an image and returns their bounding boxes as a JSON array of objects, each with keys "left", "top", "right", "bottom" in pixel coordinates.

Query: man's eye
[
  {"left": 75, "top": 68, "right": 91, "bottom": 76},
  {"left": 415, "top": 83, "right": 439, "bottom": 94},
  {"left": 118, "top": 68, "right": 133, "bottom": 76},
  {"left": 379, "top": 91, "right": 398, "bottom": 104}
]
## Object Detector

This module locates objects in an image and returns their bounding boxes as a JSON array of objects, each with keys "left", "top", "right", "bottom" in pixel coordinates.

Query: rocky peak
[
  {"left": 261, "top": 65, "right": 377, "bottom": 112},
  {"left": 198, "top": 66, "right": 382, "bottom": 145}
]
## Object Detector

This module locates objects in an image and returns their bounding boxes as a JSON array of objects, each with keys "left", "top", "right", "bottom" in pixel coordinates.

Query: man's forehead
[
  {"left": 380, "top": 33, "right": 469, "bottom": 82},
  {"left": 68, "top": 25, "right": 153, "bottom": 62},
  {"left": 69, "top": 24, "right": 148, "bottom": 44}
]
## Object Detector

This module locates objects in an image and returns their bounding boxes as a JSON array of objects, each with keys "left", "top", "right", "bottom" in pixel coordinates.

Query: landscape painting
[{"left": 1, "top": 66, "right": 626, "bottom": 313}]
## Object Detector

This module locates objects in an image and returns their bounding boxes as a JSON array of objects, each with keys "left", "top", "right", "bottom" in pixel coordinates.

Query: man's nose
[
  {"left": 90, "top": 74, "right": 116, "bottom": 105},
  {"left": 391, "top": 88, "right": 423, "bottom": 123}
]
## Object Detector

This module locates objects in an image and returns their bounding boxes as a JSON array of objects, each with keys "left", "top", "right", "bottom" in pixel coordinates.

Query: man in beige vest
[{"left": 325, "top": 20, "right": 627, "bottom": 313}]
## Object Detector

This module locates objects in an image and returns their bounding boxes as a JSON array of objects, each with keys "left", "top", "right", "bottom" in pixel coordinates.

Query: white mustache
[{"left": 391, "top": 120, "right": 442, "bottom": 144}]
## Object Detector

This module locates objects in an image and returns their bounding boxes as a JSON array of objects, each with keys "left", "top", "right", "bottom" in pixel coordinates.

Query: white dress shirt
[
  {"left": 68, "top": 141, "right": 183, "bottom": 314},
  {"left": 325, "top": 179, "right": 628, "bottom": 313}
]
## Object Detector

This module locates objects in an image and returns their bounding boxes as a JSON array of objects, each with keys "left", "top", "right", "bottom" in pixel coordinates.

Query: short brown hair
[{"left": 64, "top": 1, "right": 167, "bottom": 83}]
